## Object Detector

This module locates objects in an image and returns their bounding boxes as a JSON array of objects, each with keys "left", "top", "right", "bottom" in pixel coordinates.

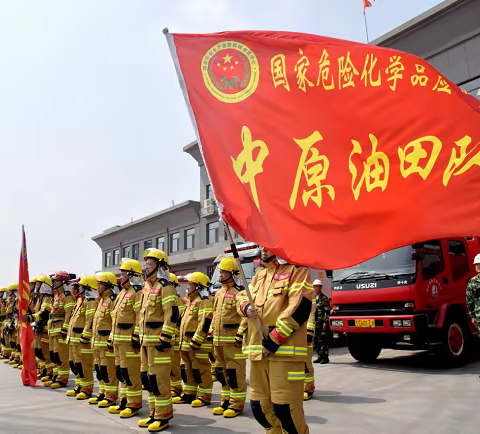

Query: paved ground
[{"left": 2, "top": 347, "right": 480, "bottom": 433}]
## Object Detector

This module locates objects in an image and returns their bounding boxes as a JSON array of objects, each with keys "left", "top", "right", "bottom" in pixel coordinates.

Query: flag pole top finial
[{"left": 163, "top": 27, "right": 169, "bottom": 35}]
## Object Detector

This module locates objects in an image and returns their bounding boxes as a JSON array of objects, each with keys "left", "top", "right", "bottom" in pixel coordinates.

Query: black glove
[
  {"left": 262, "top": 334, "right": 280, "bottom": 354},
  {"left": 131, "top": 339, "right": 140, "bottom": 350},
  {"left": 155, "top": 339, "right": 171, "bottom": 352},
  {"left": 106, "top": 340, "right": 114, "bottom": 352},
  {"left": 79, "top": 336, "right": 90, "bottom": 345}
]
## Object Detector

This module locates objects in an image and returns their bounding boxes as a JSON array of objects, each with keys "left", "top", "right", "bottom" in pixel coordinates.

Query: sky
[{"left": 0, "top": 0, "right": 444, "bottom": 282}]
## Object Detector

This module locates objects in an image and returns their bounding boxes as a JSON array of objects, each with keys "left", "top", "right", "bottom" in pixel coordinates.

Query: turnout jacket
[
  {"left": 66, "top": 295, "right": 98, "bottom": 345},
  {"left": 109, "top": 282, "right": 142, "bottom": 345},
  {"left": 212, "top": 281, "right": 246, "bottom": 347},
  {"left": 178, "top": 292, "right": 213, "bottom": 353},
  {"left": 239, "top": 262, "right": 313, "bottom": 362},
  {"left": 92, "top": 289, "right": 116, "bottom": 348},
  {"left": 48, "top": 287, "right": 76, "bottom": 337},
  {"left": 138, "top": 275, "right": 178, "bottom": 347}
]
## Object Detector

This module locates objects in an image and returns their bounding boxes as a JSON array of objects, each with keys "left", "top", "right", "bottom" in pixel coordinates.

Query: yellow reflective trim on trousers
[
  {"left": 41, "top": 338, "right": 49, "bottom": 343},
  {"left": 104, "top": 385, "right": 119, "bottom": 391},
  {"left": 200, "top": 343, "right": 212, "bottom": 350},
  {"left": 94, "top": 342, "right": 108, "bottom": 347},
  {"left": 81, "top": 349, "right": 93, "bottom": 354},
  {"left": 126, "top": 352, "right": 141, "bottom": 358},
  {"left": 234, "top": 353, "right": 247, "bottom": 360},
  {"left": 58, "top": 370, "right": 70, "bottom": 375},
  {"left": 127, "top": 390, "right": 143, "bottom": 396},
  {"left": 198, "top": 387, "right": 212, "bottom": 394},
  {"left": 170, "top": 380, "right": 182, "bottom": 386},
  {"left": 106, "top": 352, "right": 116, "bottom": 357},
  {"left": 155, "top": 398, "right": 173, "bottom": 406},
  {"left": 287, "top": 371, "right": 305, "bottom": 381},
  {"left": 140, "top": 335, "right": 161, "bottom": 341},
  {"left": 305, "top": 376, "right": 314, "bottom": 382},
  {"left": 194, "top": 353, "right": 209, "bottom": 359},
  {"left": 154, "top": 357, "right": 171, "bottom": 364},
  {"left": 183, "top": 385, "right": 198, "bottom": 392},
  {"left": 230, "top": 392, "right": 247, "bottom": 398},
  {"left": 58, "top": 339, "right": 66, "bottom": 344},
  {"left": 244, "top": 345, "right": 262, "bottom": 354},
  {"left": 148, "top": 397, "right": 155, "bottom": 403}
]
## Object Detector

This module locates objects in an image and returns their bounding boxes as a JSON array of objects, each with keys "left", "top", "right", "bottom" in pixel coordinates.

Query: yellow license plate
[{"left": 355, "top": 319, "right": 375, "bottom": 328}]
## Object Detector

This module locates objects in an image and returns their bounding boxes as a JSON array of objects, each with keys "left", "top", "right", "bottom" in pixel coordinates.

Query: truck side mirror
[{"left": 411, "top": 251, "right": 423, "bottom": 261}]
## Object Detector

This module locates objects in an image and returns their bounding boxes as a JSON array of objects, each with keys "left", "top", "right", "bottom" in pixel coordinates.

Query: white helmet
[
  {"left": 473, "top": 254, "right": 480, "bottom": 265},
  {"left": 313, "top": 279, "right": 323, "bottom": 286}
]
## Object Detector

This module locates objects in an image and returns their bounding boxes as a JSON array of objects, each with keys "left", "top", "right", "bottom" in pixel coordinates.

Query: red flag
[
  {"left": 166, "top": 30, "right": 480, "bottom": 269},
  {"left": 19, "top": 226, "right": 36, "bottom": 386},
  {"left": 364, "top": 0, "right": 372, "bottom": 8}
]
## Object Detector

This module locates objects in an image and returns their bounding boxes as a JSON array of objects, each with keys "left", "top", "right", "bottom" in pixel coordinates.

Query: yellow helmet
[
  {"left": 79, "top": 275, "right": 98, "bottom": 290},
  {"left": 30, "top": 276, "right": 38, "bottom": 284},
  {"left": 8, "top": 283, "right": 19, "bottom": 291},
  {"left": 144, "top": 248, "right": 169, "bottom": 265},
  {"left": 218, "top": 258, "right": 239, "bottom": 274},
  {"left": 119, "top": 258, "right": 142, "bottom": 275},
  {"left": 37, "top": 275, "right": 52, "bottom": 286},
  {"left": 95, "top": 272, "right": 117, "bottom": 286},
  {"left": 0, "top": 287, "right": 5, "bottom": 292},
  {"left": 169, "top": 273, "right": 179, "bottom": 286},
  {"left": 185, "top": 272, "right": 210, "bottom": 288}
]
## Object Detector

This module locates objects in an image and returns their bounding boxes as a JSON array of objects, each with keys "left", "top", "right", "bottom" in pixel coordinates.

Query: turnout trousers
[
  {"left": 49, "top": 335, "right": 70, "bottom": 384},
  {"left": 250, "top": 358, "right": 309, "bottom": 434},
  {"left": 114, "top": 343, "right": 142, "bottom": 409},
  {"left": 304, "top": 347, "right": 315, "bottom": 394},
  {"left": 70, "top": 343, "right": 94, "bottom": 395},
  {"left": 213, "top": 345, "right": 247, "bottom": 411},
  {"left": 180, "top": 350, "right": 212, "bottom": 403},
  {"left": 93, "top": 346, "right": 118, "bottom": 401},
  {"left": 141, "top": 345, "right": 173, "bottom": 421}
]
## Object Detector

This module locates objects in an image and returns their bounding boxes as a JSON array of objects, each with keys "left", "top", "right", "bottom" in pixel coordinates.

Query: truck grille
[{"left": 333, "top": 301, "right": 414, "bottom": 316}]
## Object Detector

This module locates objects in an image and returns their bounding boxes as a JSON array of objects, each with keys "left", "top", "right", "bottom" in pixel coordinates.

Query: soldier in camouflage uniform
[
  {"left": 313, "top": 279, "right": 331, "bottom": 364},
  {"left": 466, "top": 254, "right": 480, "bottom": 335}
]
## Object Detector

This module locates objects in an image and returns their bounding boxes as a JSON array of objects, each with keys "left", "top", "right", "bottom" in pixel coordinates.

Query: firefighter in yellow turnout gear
[
  {"left": 3, "top": 286, "right": 16, "bottom": 364},
  {"left": 211, "top": 258, "right": 248, "bottom": 418},
  {"left": 65, "top": 276, "right": 98, "bottom": 399},
  {"left": 169, "top": 273, "right": 185, "bottom": 398},
  {"left": 88, "top": 272, "right": 118, "bottom": 407},
  {"left": 173, "top": 272, "right": 214, "bottom": 408},
  {"left": 137, "top": 249, "right": 179, "bottom": 433},
  {"left": 11, "top": 284, "right": 22, "bottom": 368},
  {"left": 27, "top": 277, "right": 54, "bottom": 380},
  {"left": 108, "top": 259, "right": 143, "bottom": 417},
  {"left": 47, "top": 271, "right": 76, "bottom": 388},
  {"left": 239, "top": 247, "right": 313, "bottom": 434},
  {"left": 304, "top": 289, "right": 317, "bottom": 401}
]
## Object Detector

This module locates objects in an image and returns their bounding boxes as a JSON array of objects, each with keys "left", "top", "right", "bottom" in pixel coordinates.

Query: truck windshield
[
  {"left": 211, "top": 260, "right": 257, "bottom": 289},
  {"left": 332, "top": 246, "right": 416, "bottom": 283}
]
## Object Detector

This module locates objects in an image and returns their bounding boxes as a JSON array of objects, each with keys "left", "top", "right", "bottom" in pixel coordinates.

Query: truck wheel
[
  {"left": 347, "top": 334, "right": 381, "bottom": 363},
  {"left": 437, "top": 315, "right": 468, "bottom": 367}
]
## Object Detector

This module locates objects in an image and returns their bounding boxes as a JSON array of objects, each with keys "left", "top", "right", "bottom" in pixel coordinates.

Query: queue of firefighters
[{"left": 0, "top": 246, "right": 331, "bottom": 434}]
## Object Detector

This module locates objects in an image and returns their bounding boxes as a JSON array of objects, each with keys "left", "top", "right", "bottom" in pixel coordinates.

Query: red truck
[{"left": 329, "top": 237, "right": 480, "bottom": 366}]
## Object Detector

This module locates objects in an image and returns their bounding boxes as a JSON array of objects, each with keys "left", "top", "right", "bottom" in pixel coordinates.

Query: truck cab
[{"left": 329, "top": 238, "right": 480, "bottom": 366}]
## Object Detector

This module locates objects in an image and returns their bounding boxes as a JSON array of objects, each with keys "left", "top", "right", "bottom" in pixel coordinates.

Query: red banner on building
[
  {"left": 166, "top": 30, "right": 480, "bottom": 269},
  {"left": 19, "top": 226, "right": 36, "bottom": 386}
]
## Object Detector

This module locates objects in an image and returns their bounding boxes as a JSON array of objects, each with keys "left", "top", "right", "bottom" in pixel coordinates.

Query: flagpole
[
  {"left": 222, "top": 221, "right": 265, "bottom": 338},
  {"left": 363, "top": 8, "right": 370, "bottom": 44}
]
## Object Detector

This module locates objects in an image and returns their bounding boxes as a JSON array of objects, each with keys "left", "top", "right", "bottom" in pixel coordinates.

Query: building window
[
  {"left": 170, "top": 232, "right": 180, "bottom": 253},
  {"left": 132, "top": 244, "right": 139, "bottom": 260},
  {"left": 144, "top": 239, "right": 152, "bottom": 251},
  {"left": 185, "top": 228, "right": 195, "bottom": 249},
  {"left": 122, "top": 246, "right": 130, "bottom": 258},
  {"left": 113, "top": 249, "right": 120, "bottom": 265},
  {"left": 156, "top": 236, "right": 165, "bottom": 251},
  {"left": 207, "top": 221, "right": 219, "bottom": 244},
  {"left": 448, "top": 240, "right": 469, "bottom": 282},
  {"left": 104, "top": 251, "right": 112, "bottom": 267},
  {"left": 460, "top": 77, "right": 480, "bottom": 100},
  {"left": 420, "top": 240, "right": 445, "bottom": 280},
  {"left": 206, "top": 184, "right": 214, "bottom": 200}
]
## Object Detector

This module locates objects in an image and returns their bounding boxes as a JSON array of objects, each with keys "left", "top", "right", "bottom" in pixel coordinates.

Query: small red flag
[
  {"left": 364, "top": 0, "right": 372, "bottom": 7},
  {"left": 19, "top": 226, "right": 36, "bottom": 386}
]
